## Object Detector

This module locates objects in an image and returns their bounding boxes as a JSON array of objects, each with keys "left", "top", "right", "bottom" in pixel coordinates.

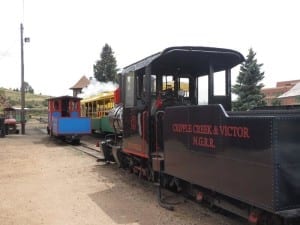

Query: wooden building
[
  {"left": 70, "top": 76, "right": 90, "bottom": 97},
  {"left": 262, "top": 79, "right": 300, "bottom": 105}
]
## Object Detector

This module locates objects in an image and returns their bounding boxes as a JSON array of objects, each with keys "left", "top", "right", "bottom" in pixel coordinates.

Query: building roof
[
  {"left": 276, "top": 79, "right": 300, "bottom": 88},
  {"left": 278, "top": 82, "right": 300, "bottom": 98},
  {"left": 261, "top": 86, "right": 290, "bottom": 95},
  {"left": 70, "top": 76, "right": 90, "bottom": 89}
]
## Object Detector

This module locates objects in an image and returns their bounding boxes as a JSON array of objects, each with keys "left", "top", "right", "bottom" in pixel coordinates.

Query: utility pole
[
  {"left": 20, "top": 23, "right": 25, "bottom": 134},
  {"left": 20, "top": 23, "right": 29, "bottom": 134}
]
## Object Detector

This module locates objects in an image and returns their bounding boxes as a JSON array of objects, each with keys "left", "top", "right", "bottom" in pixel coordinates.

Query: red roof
[{"left": 70, "top": 76, "right": 90, "bottom": 89}]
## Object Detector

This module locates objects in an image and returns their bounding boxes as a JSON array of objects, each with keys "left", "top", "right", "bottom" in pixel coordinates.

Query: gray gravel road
[{"left": 0, "top": 119, "right": 246, "bottom": 225}]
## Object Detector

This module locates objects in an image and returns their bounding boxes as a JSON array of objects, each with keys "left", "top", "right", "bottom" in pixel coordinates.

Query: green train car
[{"left": 80, "top": 91, "right": 115, "bottom": 134}]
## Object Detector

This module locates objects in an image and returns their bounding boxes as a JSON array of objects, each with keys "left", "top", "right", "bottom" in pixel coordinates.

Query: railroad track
[{"left": 72, "top": 140, "right": 105, "bottom": 161}]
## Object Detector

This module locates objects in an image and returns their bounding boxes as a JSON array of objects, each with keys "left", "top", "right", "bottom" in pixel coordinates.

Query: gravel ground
[{"left": 0, "top": 119, "right": 246, "bottom": 225}]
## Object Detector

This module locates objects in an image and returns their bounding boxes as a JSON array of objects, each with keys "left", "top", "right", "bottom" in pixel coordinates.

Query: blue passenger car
[{"left": 47, "top": 96, "right": 91, "bottom": 144}]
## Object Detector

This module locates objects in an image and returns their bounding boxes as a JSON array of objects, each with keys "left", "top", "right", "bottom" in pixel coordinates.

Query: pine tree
[
  {"left": 93, "top": 43, "right": 118, "bottom": 83},
  {"left": 24, "top": 81, "right": 34, "bottom": 94},
  {"left": 232, "top": 48, "right": 266, "bottom": 111}
]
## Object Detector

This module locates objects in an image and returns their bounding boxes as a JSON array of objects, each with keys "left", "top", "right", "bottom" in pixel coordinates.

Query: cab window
[{"left": 125, "top": 71, "right": 135, "bottom": 107}]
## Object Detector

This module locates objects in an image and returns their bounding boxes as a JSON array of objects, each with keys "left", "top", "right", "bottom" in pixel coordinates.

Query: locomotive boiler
[{"left": 101, "top": 46, "right": 300, "bottom": 224}]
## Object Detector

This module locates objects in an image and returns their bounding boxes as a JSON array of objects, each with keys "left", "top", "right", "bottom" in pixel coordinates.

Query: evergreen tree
[
  {"left": 24, "top": 81, "right": 34, "bottom": 94},
  {"left": 93, "top": 43, "right": 118, "bottom": 83},
  {"left": 232, "top": 48, "right": 266, "bottom": 111},
  {"left": 271, "top": 98, "right": 281, "bottom": 106}
]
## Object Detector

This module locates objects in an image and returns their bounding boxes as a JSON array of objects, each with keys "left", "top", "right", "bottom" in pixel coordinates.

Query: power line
[{"left": 22, "top": 0, "right": 25, "bottom": 23}]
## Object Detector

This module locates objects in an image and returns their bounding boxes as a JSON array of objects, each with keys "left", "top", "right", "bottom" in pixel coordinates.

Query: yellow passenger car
[{"left": 80, "top": 91, "right": 115, "bottom": 133}]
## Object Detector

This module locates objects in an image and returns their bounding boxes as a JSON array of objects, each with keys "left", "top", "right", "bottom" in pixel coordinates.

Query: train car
[
  {"left": 102, "top": 46, "right": 300, "bottom": 224},
  {"left": 47, "top": 96, "right": 91, "bottom": 144},
  {"left": 80, "top": 91, "right": 115, "bottom": 134}
]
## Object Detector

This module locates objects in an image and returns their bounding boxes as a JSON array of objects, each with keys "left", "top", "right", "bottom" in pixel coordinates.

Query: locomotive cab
[{"left": 118, "top": 46, "right": 243, "bottom": 163}]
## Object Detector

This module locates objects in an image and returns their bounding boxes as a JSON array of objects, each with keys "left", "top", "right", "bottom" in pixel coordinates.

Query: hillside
[{"left": 0, "top": 88, "right": 51, "bottom": 116}]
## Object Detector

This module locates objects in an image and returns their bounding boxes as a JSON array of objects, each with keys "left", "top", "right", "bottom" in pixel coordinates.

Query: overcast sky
[{"left": 0, "top": 0, "right": 299, "bottom": 96}]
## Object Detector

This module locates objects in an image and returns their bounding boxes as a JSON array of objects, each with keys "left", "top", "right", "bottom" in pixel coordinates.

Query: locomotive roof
[
  {"left": 47, "top": 95, "right": 82, "bottom": 101},
  {"left": 122, "top": 46, "right": 245, "bottom": 75}
]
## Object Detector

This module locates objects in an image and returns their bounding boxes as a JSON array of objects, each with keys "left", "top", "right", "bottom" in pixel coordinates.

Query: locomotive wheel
[{"left": 72, "top": 139, "right": 80, "bottom": 145}]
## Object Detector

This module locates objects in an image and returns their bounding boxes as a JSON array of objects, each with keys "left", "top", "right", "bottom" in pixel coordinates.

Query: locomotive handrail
[
  {"left": 154, "top": 110, "right": 174, "bottom": 211},
  {"left": 142, "top": 111, "right": 148, "bottom": 154},
  {"left": 155, "top": 110, "right": 165, "bottom": 154}
]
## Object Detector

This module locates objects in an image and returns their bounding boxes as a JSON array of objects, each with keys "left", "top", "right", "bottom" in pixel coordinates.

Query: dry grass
[{"left": 0, "top": 88, "right": 51, "bottom": 117}]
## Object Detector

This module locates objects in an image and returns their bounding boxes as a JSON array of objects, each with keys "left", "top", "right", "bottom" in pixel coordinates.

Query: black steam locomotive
[{"left": 102, "top": 46, "right": 300, "bottom": 224}]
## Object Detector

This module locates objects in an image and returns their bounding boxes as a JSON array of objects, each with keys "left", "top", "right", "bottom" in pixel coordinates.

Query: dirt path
[{"left": 0, "top": 120, "right": 245, "bottom": 225}]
